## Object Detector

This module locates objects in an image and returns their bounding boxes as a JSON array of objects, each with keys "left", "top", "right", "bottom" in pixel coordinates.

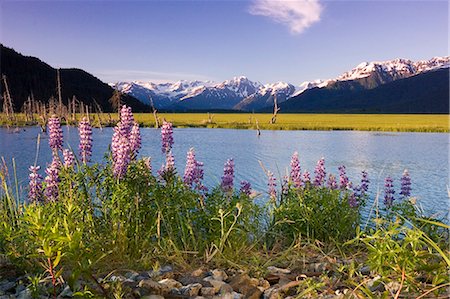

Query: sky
[{"left": 0, "top": 0, "right": 448, "bottom": 85}]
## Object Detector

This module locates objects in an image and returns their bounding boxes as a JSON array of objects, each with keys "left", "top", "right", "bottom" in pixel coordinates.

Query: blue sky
[{"left": 1, "top": 0, "right": 448, "bottom": 85}]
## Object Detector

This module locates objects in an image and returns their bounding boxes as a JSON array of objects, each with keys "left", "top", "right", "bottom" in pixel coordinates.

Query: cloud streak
[{"left": 249, "top": 0, "right": 323, "bottom": 34}]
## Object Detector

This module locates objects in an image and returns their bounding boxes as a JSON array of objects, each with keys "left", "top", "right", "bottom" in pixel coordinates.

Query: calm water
[{"left": 0, "top": 127, "right": 448, "bottom": 218}]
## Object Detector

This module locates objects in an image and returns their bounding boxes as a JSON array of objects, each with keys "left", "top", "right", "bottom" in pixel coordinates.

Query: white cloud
[{"left": 249, "top": 0, "right": 323, "bottom": 34}]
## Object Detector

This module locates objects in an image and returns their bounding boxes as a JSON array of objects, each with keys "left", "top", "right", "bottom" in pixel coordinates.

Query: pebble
[
  {"left": 180, "top": 283, "right": 202, "bottom": 297},
  {"left": 267, "top": 266, "right": 291, "bottom": 275},
  {"left": 200, "top": 286, "right": 217, "bottom": 296},
  {"left": 211, "top": 269, "right": 228, "bottom": 281},
  {"left": 158, "top": 278, "right": 182, "bottom": 289},
  {"left": 138, "top": 279, "right": 166, "bottom": 294}
]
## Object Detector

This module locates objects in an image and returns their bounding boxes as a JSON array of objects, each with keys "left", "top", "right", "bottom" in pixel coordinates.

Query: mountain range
[
  {"left": 114, "top": 56, "right": 449, "bottom": 113},
  {"left": 1, "top": 44, "right": 448, "bottom": 114}
]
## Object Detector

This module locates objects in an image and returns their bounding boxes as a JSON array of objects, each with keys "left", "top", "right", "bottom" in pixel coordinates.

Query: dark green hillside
[
  {"left": 0, "top": 45, "right": 149, "bottom": 112},
  {"left": 279, "top": 68, "right": 449, "bottom": 113}
]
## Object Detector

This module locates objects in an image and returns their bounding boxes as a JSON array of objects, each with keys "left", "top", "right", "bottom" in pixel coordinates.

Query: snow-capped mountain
[
  {"left": 297, "top": 56, "right": 450, "bottom": 94},
  {"left": 113, "top": 56, "right": 449, "bottom": 111},
  {"left": 234, "top": 82, "right": 296, "bottom": 111}
]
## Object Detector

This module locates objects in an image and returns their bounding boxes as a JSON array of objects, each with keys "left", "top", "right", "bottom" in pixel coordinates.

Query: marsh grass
[{"left": 1, "top": 113, "right": 448, "bottom": 132}]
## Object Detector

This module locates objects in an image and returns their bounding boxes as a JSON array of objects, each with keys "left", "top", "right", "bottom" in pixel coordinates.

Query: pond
[{"left": 0, "top": 127, "right": 448, "bottom": 219}]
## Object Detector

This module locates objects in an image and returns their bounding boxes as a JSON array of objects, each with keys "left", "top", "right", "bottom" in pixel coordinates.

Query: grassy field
[{"left": 1, "top": 113, "right": 449, "bottom": 132}]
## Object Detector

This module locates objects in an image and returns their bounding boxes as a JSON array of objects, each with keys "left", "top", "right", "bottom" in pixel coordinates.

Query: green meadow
[{"left": 1, "top": 113, "right": 449, "bottom": 132}]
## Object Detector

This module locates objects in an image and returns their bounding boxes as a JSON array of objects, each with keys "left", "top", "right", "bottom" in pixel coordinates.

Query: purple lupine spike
[
  {"left": 62, "top": 149, "right": 75, "bottom": 168},
  {"left": 44, "top": 158, "right": 60, "bottom": 201},
  {"left": 48, "top": 116, "right": 63, "bottom": 154},
  {"left": 221, "top": 158, "right": 234, "bottom": 192},
  {"left": 130, "top": 122, "right": 141, "bottom": 157},
  {"left": 112, "top": 135, "right": 131, "bottom": 178},
  {"left": 384, "top": 176, "right": 395, "bottom": 207},
  {"left": 193, "top": 160, "right": 207, "bottom": 192},
  {"left": 119, "top": 105, "right": 134, "bottom": 136},
  {"left": 360, "top": 170, "right": 369, "bottom": 196},
  {"left": 78, "top": 117, "right": 93, "bottom": 164},
  {"left": 161, "top": 121, "right": 174, "bottom": 154},
  {"left": 165, "top": 150, "right": 175, "bottom": 171},
  {"left": 28, "top": 166, "right": 42, "bottom": 202},
  {"left": 143, "top": 157, "right": 152, "bottom": 174},
  {"left": 289, "top": 151, "right": 301, "bottom": 188},
  {"left": 400, "top": 169, "right": 411, "bottom": 198},
  {"left": 184, "top": 148, "right": 197, "bottom": 187},
  {"left": 338, "top": 165, "right": 349, "bottom": 189},
  {"left": 327, "top": 174, "right": 338, "bottom": 190},
  {"left": 302, "top": 171, "right": 311, "bottom": 184},
  {"left": 268, "top": 171, "right": 277, "bottom": 199},
  {"left": 240, "top": 180, "right": 251, "bottom": 196},
  {"left": 348, "top": 192, "right": 359, "bottom": 208},
  {"left": 313, "top": 157, "right": 326, "bottom": 187}
]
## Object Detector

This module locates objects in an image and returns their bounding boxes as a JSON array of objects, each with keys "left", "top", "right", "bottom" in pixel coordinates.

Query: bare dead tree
[
  {"left": 2, "top": 75, "right": 15, "bottom": 121},
  {"left": 148, "top": 96, "right": 160, "bottom": 128},
  {"left": 255, "top": 118, "right": 261, "bottom": 136},
  {"left": 270, "top": 94, "right": 280, "bottom": 124},
  {"left": 109, "top": 86, "right": 122, "bottom": 114},
  {"left": 92, "top": 99, "right": 104, "bottom": 129},
  {"left": 56, "top": 68, "right": 63, "bottom": 118}
]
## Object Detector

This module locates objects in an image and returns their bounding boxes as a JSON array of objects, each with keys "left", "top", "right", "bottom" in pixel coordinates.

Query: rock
[
  {"left": 258, "top": 279, "right": 271, "bottom": 291},
  {"left": 200, "top": 287, "right": 217, "bottom": 296},
  {"left": 367, "top": 275, "right": 384, "bottom": 292},
  {"left": 263, "top": 286, "right": 280, "bottom": 299},
  {"left": 180, "top": 283, "right": 202, "bottom": 297},
  {"left": 264, "top": 274, "right": 280, "bottom": 285},
  {"left": 203, "top": 277, "right": 226, "bottom": 293},
  {"left": 211, "top": 269, "right": 228, "bottom": 282},
  {"left": 359, "top": 265, "right": 371, "bottom": 275},
  {"left": 125, "top": 272, "right": 140, "bottom": 282},
  {"left": 59, "top": 285, "right": 73, "bottom": 298},
  {"left": 229, "top": 274, "right": 262, "bottom": 298},
  {"left": 192, "top": 268, "right": 207, "bottom": 278},
  {"left": 0, "top": 281, "right": 15, "bottom": 293},
  {"left": 16, "top": 289, "right": 32, "bottom": 299},
  {"left": 267, "top": 266, "right": 291, "bottom": 275},
  {"left": 214, "top": 292, "right": 243, "bottom": 299},
  {"left": 109, "top": 275, "right": 126, "bottom": 282},
  {"left": 158, "top": 278, "right": 182, "bottom": 289},
  {"left": 138, "top": 279, "right": 166, "bottom": 295}
]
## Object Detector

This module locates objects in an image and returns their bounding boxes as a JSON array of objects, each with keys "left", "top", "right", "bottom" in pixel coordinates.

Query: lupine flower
[
  {"left": 119, "top": 105, "right": 134, "bottom": 136},
  {"left": 183, "top": 148, "right": 201, "bottom": 187},
  {"left": 327, "top": 174, "right": 337, "bottom": 190},
  {"left": 313, "top": 158, "right": 326, "bottom": 187},
  {"left": 338, "top": 165, "right": 349, "bottom": 189},
  {"left": 78, "top": 117, "right": 93, "bottom": 163},
  {"left": 112, "top": 134, "right": 131, "bottom": 178},
  {"left": 44, "top": 158, "right": 60, "bottom": 201},
  {"left": 360, "top": 170, "right": 369, "bottom": 196},
  {"left": 400, "top": 169, "right": 411, "bottom": 198},
  {"left": 268, "top": 171, "right": 277, "bottom": 199},
  {"left": 143, "top": 157, "right": 152, "bottom": 174},
  {"left": 289, "top": 152, "right": 301, "bottom": 188},
  {"left": 384, "top": 176, "right": 395, "bottom": 207},
  {"left": 130, "top": 122, "right": 141, "bottom": 157},
  {"left": 161, "top": 121, "right": 174, "bottom": 154},
  {"left": 302, "top": 171, "right": 311, "bottom": 184},
  {"left": 221, "top": 158, "right": 234, "bottom": 192},
  {"left": 28, "top": 166, "right": 42, "bottom": 202},
  {"left": 348, "top": 192, "right": 359, "bottom": 208},
  {"left": 62, "top": 149, "right": 75, "bottom": 168},
  {"left": 240, "top": 180, "right": 251, "bottom": 196},
  {"left": 48, "top": 116, "right": 63, "bottom": 154},
  {"left": 165, "top": 150, "right": 175, "bottom": 171}
]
